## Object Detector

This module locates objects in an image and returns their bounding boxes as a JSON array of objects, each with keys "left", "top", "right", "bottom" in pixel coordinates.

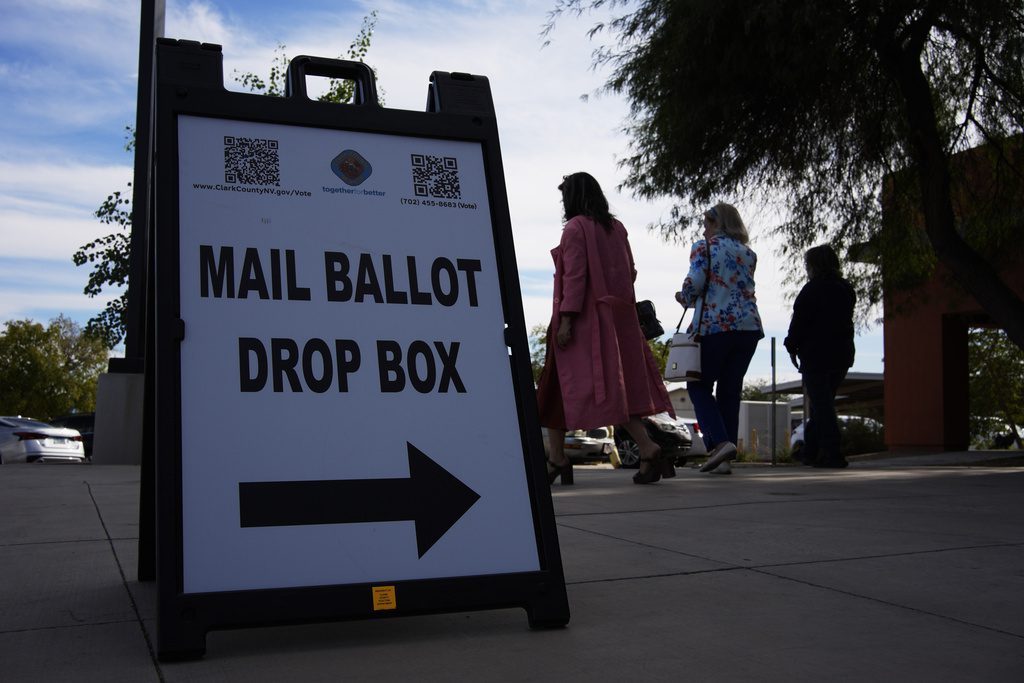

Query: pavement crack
[
  {"left": 85, "top": 480, "right": 166, "bottom": 683},
  {"left": 0, "top": 538, "right": 117, "bottom": 549},
  {"left": 567, "top": 565, "right": 743, "bottom": 586},
  {"left": 750, "top": 567, "right": 1024, "bottom": 641},
  {"left": 556, "top": 520, "right": 737, "bottom": 567},
  {"left": 749, "top": 541, "right": 1024, "bottom": 570},
  {"left": 556, "top": 522, "right": 1024, "bottom": 626},
  {"left": 554, "top": 492, "right": 946, "bottom": 518},
  {"left": 0, "top": 619, "right": 140, "bottom": 636}
]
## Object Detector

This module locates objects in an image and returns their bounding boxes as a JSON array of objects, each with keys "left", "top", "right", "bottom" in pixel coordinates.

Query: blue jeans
[
  {"left": 801, "top": 369, "right": 847, "bottom": 464},
  {"left": 687, "top": 331, "right": 761, "bottom": 448}
]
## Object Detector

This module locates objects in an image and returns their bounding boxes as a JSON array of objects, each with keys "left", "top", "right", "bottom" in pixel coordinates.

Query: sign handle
[{"left": 285, "top": 56, "right": 379, "bottom": 106}]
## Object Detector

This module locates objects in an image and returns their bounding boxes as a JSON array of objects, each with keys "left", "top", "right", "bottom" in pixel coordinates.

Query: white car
[
  {"left": 0, "top": 416, "right": 86, "bottom": 464},
  {"left": 541, "top": 427, "right": 616, "bottom": 464},
  {"left": 682, "top": 420, "right": 708, "bottom": 456},
  {"left": 790, "top": 421, "right": 805, "bottom": 451},
  {"left": 790, "top": 417, "right": 884, "bottom": 458},
  {"left": 614, "top": 413, "right": 694, "bottom": 468}
]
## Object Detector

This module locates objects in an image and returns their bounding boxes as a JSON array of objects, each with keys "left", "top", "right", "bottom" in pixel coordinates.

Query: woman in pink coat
[{"left": 536, "top": 172, "right": 674, "bottom": 485}]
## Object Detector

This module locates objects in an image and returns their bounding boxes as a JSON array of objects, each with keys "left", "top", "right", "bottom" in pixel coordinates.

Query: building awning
[{"left": 765, "top": 372, "right": 885, "bottom": 414}]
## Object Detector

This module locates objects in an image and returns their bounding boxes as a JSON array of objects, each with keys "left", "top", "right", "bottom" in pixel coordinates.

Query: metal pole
[
  {"left": 771, "top": 337, "right": 777, "bottom": 466},
  {"left": 134, "top": 0, "right": 165, "bottom": 583},
  {"left": 124, "top": 0, "right": 165, "bottom": 360}
]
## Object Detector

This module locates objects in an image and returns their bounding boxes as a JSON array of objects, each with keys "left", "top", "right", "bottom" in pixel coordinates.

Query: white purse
[
  {"left": 664, "top": 309, "right": 702, "bottom": 382},
  {"left": 665, "top": 250, "right": 710, "bottom": 383}
]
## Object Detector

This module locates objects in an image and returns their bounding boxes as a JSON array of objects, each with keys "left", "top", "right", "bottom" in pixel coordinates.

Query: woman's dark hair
[
  {"left": 805, "top": 244, "right": 842, "bottom": 279},
  {"left": 559, "top": 172, "right": 615, "bottom": 230}
]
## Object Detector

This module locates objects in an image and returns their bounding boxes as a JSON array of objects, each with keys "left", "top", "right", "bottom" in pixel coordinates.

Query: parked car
[
  {"left": 972, "top": 418, "right": 1023, "bottom": 450},
  {"left": 989, "top": 431, "right": 1022, "bottom": 450},
  {"left": 542, "top": 426, "right": 616, "bottom": 464},
  {"left": 684, "top": 420, "right": 708, "bottom": 457},
  {"left": 49, "top": 412, "right": 95, "bottom": 460},
  {"left": 614, "top": 413, "right": 693, "bottom": 468},
  {"left": 790, "top": 421, "right": 805, "bottom": 454},
  {"left": 0, "top": 416, "right": 86, "bottom": 464},
  {"left": 790, "top": 416, "right": 885, "bottom": 459}
]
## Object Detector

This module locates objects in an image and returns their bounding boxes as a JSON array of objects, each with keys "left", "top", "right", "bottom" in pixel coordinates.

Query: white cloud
[
  {"left": 166, "top": 1, "right": 235, "bottom": 46},
  {"left": 0, "top": 1, "right": 139, "bottom": 81},
  {"left": 0, "top": 259, "right": 89, "bottom": 290},
  {"left": 0, "top": 160, "right": 130, "bottom": 274},
  {"left": 0, "top": 2, "right": 138, "bottom": 154},
  {"left": 0, "top": 286, "right": 116, "bottom": 323},
  {"left": 0, "top": 160, "right": 131, "bottom": 210},
  {"left": 0, "top": 209, "right": 111, "bottom": 261}
]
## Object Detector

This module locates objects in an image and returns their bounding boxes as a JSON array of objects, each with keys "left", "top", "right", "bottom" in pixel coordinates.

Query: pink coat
[{"left": 550, "top": 216, "right": 673, "bottom": 430}]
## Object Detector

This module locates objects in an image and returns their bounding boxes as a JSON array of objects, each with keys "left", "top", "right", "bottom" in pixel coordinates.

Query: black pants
[{"left": 802, "top": 369, "right": 847, "bottom": 464}]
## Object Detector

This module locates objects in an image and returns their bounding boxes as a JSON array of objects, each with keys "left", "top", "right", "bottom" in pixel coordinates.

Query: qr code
[
  {"left": 411, "top": 154, "right": 461, "bottom": 199},
  {"left": 224, "top": 136, "right": 280, "bottom": 186}
]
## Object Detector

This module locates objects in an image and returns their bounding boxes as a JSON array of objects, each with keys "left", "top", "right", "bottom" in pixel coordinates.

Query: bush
[{"left": 839, "top": 419, "right": 886, "bottom": 456}]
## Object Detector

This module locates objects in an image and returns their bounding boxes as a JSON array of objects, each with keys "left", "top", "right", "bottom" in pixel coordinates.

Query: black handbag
[{"left": 635, "top": 300, "right": 664, "bottom": 340}]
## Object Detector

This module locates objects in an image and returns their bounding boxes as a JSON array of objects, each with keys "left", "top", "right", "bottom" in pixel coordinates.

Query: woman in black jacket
[{"left": 784, "top": 245, "right": 856, "bottom": 468}]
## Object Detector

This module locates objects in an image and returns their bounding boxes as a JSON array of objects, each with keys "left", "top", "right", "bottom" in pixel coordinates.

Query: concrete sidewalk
[{"left": 2, "top": 456, "right": 1023, "bottom": 682}]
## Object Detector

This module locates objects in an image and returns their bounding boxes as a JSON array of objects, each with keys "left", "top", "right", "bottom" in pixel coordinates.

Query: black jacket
[{"left": 784, "top": 276, "right": 856, "bottom": 372}]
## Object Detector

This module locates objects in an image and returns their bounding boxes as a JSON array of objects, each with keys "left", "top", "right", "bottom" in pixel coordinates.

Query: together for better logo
[{"left": 331, "top": 149, "right": 373, "bottom": 186}]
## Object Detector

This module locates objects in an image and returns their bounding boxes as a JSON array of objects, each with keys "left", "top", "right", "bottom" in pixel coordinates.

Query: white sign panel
[{"left": 176, "top": 115, "right": 540, "bottom": 593}]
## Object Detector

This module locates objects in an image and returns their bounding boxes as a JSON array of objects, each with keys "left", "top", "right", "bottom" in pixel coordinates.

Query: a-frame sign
[{"left": 152, "top": 39, "right": 569, "bottom": 659}]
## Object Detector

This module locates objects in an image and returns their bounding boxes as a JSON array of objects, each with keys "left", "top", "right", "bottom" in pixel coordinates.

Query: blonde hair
[{"left": 711, "top": 202, "right": 749, "bottom": 244}]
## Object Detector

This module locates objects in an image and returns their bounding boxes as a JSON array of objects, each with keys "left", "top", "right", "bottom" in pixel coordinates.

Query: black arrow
[{"left": 238, "top": 442, "right": 480, "bottom": 558}]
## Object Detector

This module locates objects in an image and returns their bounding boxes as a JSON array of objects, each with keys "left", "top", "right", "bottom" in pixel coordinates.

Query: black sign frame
[{"left": 152, "top": 39, "right": 568, "bottom": 660}]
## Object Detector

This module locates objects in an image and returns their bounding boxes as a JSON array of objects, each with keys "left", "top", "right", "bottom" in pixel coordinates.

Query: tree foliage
[
  {"left": 546, "top": 1, "right": 1024, "bottom": 346},
  {"left": 647, "top": 337, "right": 669, "bottom": 375},
  {"left": 73, "top": 13, "right": 378, "bottom": 349},
  {"left": 72, "top": 128, "right": 134, "bottom": 349},
  {"left": 528, "top": 323, "right": 549, "bottom": 384},
  {"left": 838, "top": 419, "right": 887, "bottom": 457},
  {"left": 528, "top": 322, "right": 670, "bottom": 382},
  {"left": 968, "top": 327, "right": 1024, "bottom": 448},
  {"left": 0, "top": 316, "right": 110, "bottom": 419},
  {"left": 741, "top": 381, "right": 773, "bottom": 402},
  {"left": 234, "top": 12, "right": 379, "bottom": 102}
]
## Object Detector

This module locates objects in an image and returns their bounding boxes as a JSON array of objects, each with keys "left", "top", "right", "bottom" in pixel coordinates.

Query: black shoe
[
  {"left": 659, "top": 455, "right": 676, "bottom": 479},
  {"left": 633, "top": 453, "right": 662, "bottom": 484},
  {"left": 547, "top": 459, "right": 574, "bottom": 485}
]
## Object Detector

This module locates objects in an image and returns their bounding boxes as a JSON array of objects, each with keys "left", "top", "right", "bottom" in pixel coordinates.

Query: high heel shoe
[
  {"left": 632, "top": 452, "right": 662, "bottom": 485},
  {"left": 659, "top": 454, "right": 676, "bottom": 479},
  {"left": 547, "top": 458, "right": 574, "bottom": 485}
]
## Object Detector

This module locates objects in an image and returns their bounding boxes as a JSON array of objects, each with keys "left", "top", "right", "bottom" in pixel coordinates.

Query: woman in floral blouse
[{"left": 675, "top": 203, "right": 764, "bottom": 473}]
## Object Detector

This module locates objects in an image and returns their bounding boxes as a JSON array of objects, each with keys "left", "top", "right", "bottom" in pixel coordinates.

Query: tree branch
[
  {"left": 933, "top": 17, "right": 1024, "bottom": 111},
  {"left": 876, "top": 22, "right": 1024, "bottom": 350}
]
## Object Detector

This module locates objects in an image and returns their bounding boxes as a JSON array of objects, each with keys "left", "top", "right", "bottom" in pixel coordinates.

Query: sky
[{"left": 0, "top": 0, "right": 885, "bottom": 385}]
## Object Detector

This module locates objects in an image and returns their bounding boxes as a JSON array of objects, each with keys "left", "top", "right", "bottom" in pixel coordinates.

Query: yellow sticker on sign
[{"left": 372, "top": 585, "right": 397, "bottom": 611}]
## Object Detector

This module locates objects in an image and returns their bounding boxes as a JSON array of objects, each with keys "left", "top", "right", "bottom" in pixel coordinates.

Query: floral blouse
[{"left": 677, "top": 236, "right": 764, "bottom": 337}]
